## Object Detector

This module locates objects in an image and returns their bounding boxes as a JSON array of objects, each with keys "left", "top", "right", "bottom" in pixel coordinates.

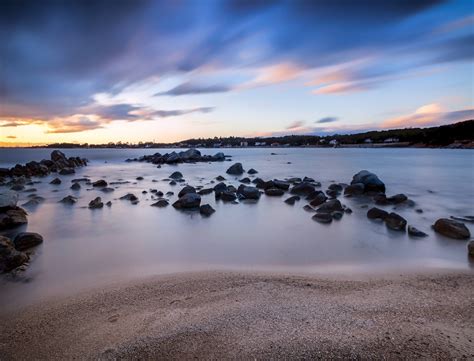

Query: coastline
[{"left": 1, "top": 270, "right": 473, "bottom": 359}]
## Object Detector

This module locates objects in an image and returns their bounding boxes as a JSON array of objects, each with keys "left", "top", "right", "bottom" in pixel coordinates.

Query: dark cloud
[
  {"left": 286, "top": 120, "right": 306, "bottom": 130},
  {"left": 316, "top": 117, "right": 338, "bottom": 124},
  {"left": 148, "top": 107, "right": 214, "bottom": 118},
  {"left": 155, "top": 82, "right": 232, "bottom": 96}
]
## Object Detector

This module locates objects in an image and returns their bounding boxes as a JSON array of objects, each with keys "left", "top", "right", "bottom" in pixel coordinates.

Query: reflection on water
[{"left": 0, "top": 147, "right": 473, "bottom": 308}]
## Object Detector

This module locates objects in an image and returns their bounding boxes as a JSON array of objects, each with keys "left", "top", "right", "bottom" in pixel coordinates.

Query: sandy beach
[{"left": 1, "top": 270, "right": 473, "bottom": 360}]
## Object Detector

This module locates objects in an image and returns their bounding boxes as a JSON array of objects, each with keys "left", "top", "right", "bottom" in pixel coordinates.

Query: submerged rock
[
  {"left": 385, "top": 212, "right": 407, "bottom": 231},
  {"left": 0, "top": 207, "right": 28, "bottom": 230},
  {"left": 247, "top": 168, "right": 258, "bottom": 174},
  {"left": 200, "top": 204, "right": 215, "bottom": 217},
  {"left": 312, "top": 213, "right": 332, "bottom": 224},
  {"left": 265, "top": 188, "right": 284, "bottom": 196},
  {"left": 178, "top": 185, "right": 196, "bottom": 198},
  {"left": 344, "top": 183, "right": 365, "bottom": 196},
  {"left": 60, "top": 195, "right": 77, "bottom": 205},
  {"left": 432, "top": 218, "right": 470, "bottom": 239},
  {"left": 309, "top": 193, "right": 327, "bottom": 207},
  {"left": 120, "top": 193, "right": 138, "bottom": 203},
  {"left": 290, "top": 182, "right": 315, "bottom": 196},
  {"left": 226, "top": 162, "right": 244, "bottom": 175},
  {"left": 172, "top": 193, "right": 201, "bottom": 209},
  {"left": 0, "top": 236, "right": 29, "bottom": 272},
  {"left": 284, "top": 195, "right": 300, "bottom": 205},
  {"left": 169, "top": 171, "right": 183, "bottom": 180},
  {"left": 350, "top": 170, "right": 385, "bottom": 193},
  {"left": 59, "top": 168, "right": 75, "bottom": 175},
  {"left": 151, "top": 199, "right": 169, "bottom": 208},
  {"left": 237, "top": 185, "right": 261, "bottom": 200},
  {"left": 367, "top": 207, "right": 388, "bottom": 220},
  {"left": 220, "top": 191, "right": 237, "bottom": 202},
  {"left": 92, "top": 179, "right": 107, "bottom": 187},
  {"left": 13, "top": 232, "right": 43, "bottom": 251},
  {"left": 50, "top": 178, "right": 61, "bottom": 185},
  {"left": 88, "top": 197, "right": 104, "bottom": 209},
  {"left": 316, "top": 199, "right": 343, "bottom": 213},
  {"left": 70, "top": 182, "right": 81, "bottom": 190},
  {"left": 408, "top": 225, "right": 428, "bottom": 237}
]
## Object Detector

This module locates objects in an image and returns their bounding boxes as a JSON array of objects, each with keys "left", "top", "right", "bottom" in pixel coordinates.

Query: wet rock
[
  {"left": 350, "top": 170, "right": 385, "bottom": 193},
  {"left": 0, "top": 236, "right": 29, "bottom": 272},
  {"left": 468, "top": 240, "right": 474, "bottom": 257},
  {"left": 72, "top": 178, "right": 89, "bottom": 183},
  {"left": 316, "top": 199, "right": 343, "bottom": 213},
  {"left": 432, "top": 218, "right": 470, "bottom": 239},
  {"left": 265, "top": 188, "right": 285, "bottom": 196},
  {"left": 70, "top": 182, "right": 81, "bottom": 190},
  {"left": 51, "top": 150, "right": 67, "bottom": 163},
  {"left": 59, "top": 168, "right": 75, "bottom": 175},
  {"left": 166, "top": 191, "right": 174, "bottom": 196},
  {"left": 303, "top": 177, "right": 315, "bottom": 183},
  {"left": 273, "top": 180, "right": 290, "bottom": 191},
  {"left": 200, "top": 204, "right": 215, "bottom": 217},
  {"left": 303, "top": 205, "right": 316, "bottom": 212},
  {"left": 172, "top": 193, "right": 201, "bottom": 209},
  {"left": 88, "top": 197, "right": 104, "bottom": 209},
  {"left": 198, "top": 188, "right": 214, "bottom": 195},
  {"left": 212, "top": 152, "right": 225, "bottom": 161},
  {"left": 312, "top": 213, "right": 332, "bottom": 224},
  {"left": 385, "top": 212, "right": 407, "bottom": 231},
  {"left": 248, "top": 168, "right": 258, "bottom": 174},
  {"left": 331, "top": 211, "right": 344, "bottom": 220},
  {"left": 326, "top": 189, "right": 340, "bottom": 198},
  {"left": 450, "top": 216, "right": 474, "bottom": 224},
  {"left": 151, "top": 199, "right": 169, "bottom": 207},
  {"left": 0, "top": 191, "right": 19, "bottom": 211},
  {"left": 220, "top": 191, "right": 237, "bottom": 202},
  {"left": 13, "top": 232, "right": 43, "bottom": 251},
  {"left": 100, "top": 187, "right": 115, "bottom": 193},
  {"left": 50, "top": 178, "right": 61, "bottom": 185},
  {"left": 216, "top": 175, "right": 226, "bottom": 181},
  {"left": 0, "top": 207, "right": 28, "bottom": 230},
  {"left": 284, "top": 195, "right": 300, "bottom": 205},
  {"left": 408, "top": 225, "right": 428, "bottom": 237},
  {"left": 237, "top": 185, "right": 261, "bottom": 200},
  {"left": 239, "top": 177, "right": 251, "bottom": 184},
  {"left": 60, "top": 195, "right": 77, "bottom": 205},
  {"left": 373, "top": 194, "right": 389, "bottom": 205},
  {"left": 21, "top": 199, "right": 42, "bottom": 207},
  {"left": 328, "top": 183, "right": 343, "bottom": 192},
  {"left": 178, "top": 185, "right": 196, "bottom": 198},
  {"left": 253, "top": 178, "right": 266, "bottom": 188},
  {"left": 10, "top": 184, "right": 25, "bottom": 191},
  {"left": 92, "top": 179, "right": 107, "bottom": 187},
  {"left": 309, "top": 193, "right": 328, "bottom": 207},
  {"left": 344, "top": 183, "right": 365, "bottom": 196},
  {"left": 290, "top": 182, "right": 315, "bottom": 196},
  {"left": 387, "top": 194, "right": 408, "bottom": 204},
  {"left": 367, "top": 207, "right": 388, "bottom": 220},
  {"left": 286, "top": 177, "right": 302, "bottom": 184},
  {"left": 23, "top": 188, "right": 37, "bottom": 193},
  {"left": 136, "top": 176, "right": 144, "bottom": 181},
  {"left": 120, "top": 193, "right": 138, "bottom": 202},
  {"left": 169, "top": 180, "right": 177, "bottom": 186},
  {"left": 213, "top": 182, "right": 228, "bottom": 196},
  {"left": 169, "top": 171, "right": 183, "bottom": 180},
  {"left": 226, "top": 162, "right": 244, "bottom": 175},
  {"left": 106, "top": 201, "right": 112, "bottom": 207},
  {"left": 416, "top": 208, "right": 423, "bottom": 213}
]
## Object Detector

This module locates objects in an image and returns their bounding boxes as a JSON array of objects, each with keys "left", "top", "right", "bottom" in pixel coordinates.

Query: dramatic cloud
[{"left": 316, "top": 117, "right": 338, "bottom": 124}]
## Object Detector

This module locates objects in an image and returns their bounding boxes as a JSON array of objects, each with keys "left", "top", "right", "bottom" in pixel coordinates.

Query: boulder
[
  {"left": 303, "top": 177, "right": 315, "bottom": 183},
  {"left": 367, "top": 207, "right": 388, "bottom": 220},
  {"left": 198, "top": 188, "right": 214, "bottom": 195},
  {"left": 385, "top": 212, "right": 407, "bottom": 231},
  {"left": 200, "top": 204, "right": 215, "bottom": 217},
  {"left": 51, "top": 150, "right": 67, "bottom": 163},
  {"left": 100, "top": 187, "right": 115, "bottom": 193},
  {"left": 0, "top": 207, "right": 28, "bottom": 230},
  {"left": 387, "top": 194, "right": 408, "bottom": 204},
  {"left": 169, "top": 171, "right": 183, "bottom": 180},
  {"left": 151, "top": 199, "right": 169, "bottom": 207},
  {"left": 120, "top": 193, "right": 138, "bottom": 202},
  {"left": 332, "top": 211, "right": 344, "bottom": 220},
  {"left": 213, "top": 182, "right": 228, "bottom": 196},
  {"left": 92, "top": 179, "right": 108, "bottom": 187},
  {"left": 290, "top": 182, "right": 315, "bottom": 196},
  {"left": 312, "top": 213, "right": 332, "bottom": 224},
  {"left": 284, "top": 195, "right": 300, "bottom": 205},
  {"left": 172, "top": 193, "right": 201, "bottom": 209},
  {"left": 237, "top": 185, "right": 261, "bottom": 200},
  {"left": 328, "top": 183, "right": 343, "bottom": 192},
  {"left": 60, "top": 195, "right": 77, "bottom": 205},
  {"left": 213, "top": 152, "right": 225, "bottom": 161},
  {"left": 216, "top": 175, "right": 226, "bottom": 181},
  {"left": 316, "top": 199, "right": 343, "bottom": 213},
  {"left": 350, "top": 170, "right": 385, "bottom": 193},
  {"left": 326, "top": 189, "right": 340, "bottom": 198},
  {"left": 136, "top": 176, "right": 144, "bottom": 181},
  {"left": 432, "top": 218, "right": 471, "bottom": 239},
  {"left": 273, "top": 180, "right": 290, "bottom": 191},
  {"left": 226, "top": 163, "right": 244, "bottom": 175},
  {"left": 70, "top": 182, "right": 81, "bottom": 190},
  {"left": 220, "top": 191, "right": 237, "bottom": 202},
  {"left": 408, "top": 225, "right": 428, "bottom": 237},
  {"left": 0, "top": 236, "right": 29, "bottom": 272},
  {"left": 88, "top": 197, "right": 104, "bottom": 209},
  {"left": 178, "top": 185, "right": 196, "bottom": 198},
  {"left": 468, "top": 240, "right": 474, "bottom": 257},
  {"left": 50, "top": 178, "right": 61, "bottom": 185},
  {"left": 179, "top": 148, "right": 201, "bottom": 161},
  {"left": 265, "top": 188, "right": 285, "bottom": 196},
  {"left": 344, "top": 183, "right": 365, "bottom": 196},
  {"left": 239, "top": 177, "right": 251, "bottom": 184},
  {"left": 13, "top": 232, "right": 43, "bottom": 251},
  {"left": 309, "top": 193, "right": 327, "bottom": 207},
  {"left": 248, "top": 168, "right": 258, "bottom": 174},
  {"left": 0, "top": 191, "right": 18, "bottom": 211},
  {"left": 303, "top": 205, "right": 316, "bottom": 212},
  {"left": 59, "top": 168, "right": 75, "bottom": 175}
]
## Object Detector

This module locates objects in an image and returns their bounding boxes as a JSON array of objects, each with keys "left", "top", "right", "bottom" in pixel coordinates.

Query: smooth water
[{"left": 1, "top": 148, "right": 473, "bottom": 308}]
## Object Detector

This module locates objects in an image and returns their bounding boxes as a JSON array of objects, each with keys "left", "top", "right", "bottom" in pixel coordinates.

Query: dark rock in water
[
  {"left": 309, "top": 193, "right": 328, "bottom": 207},
  {"left": 286, "top": 177, "right": 302, "bottom": 184},
  {"left": 200, "top": 204, "right": 215, "bottom": 217},
  {"left": 331, "top": 211, "right": 344, "bottom": 220},
  {"left": 284, "top": 195, "right": 300, "bottom": 205},
  {"left": 328, "top": 183, "right": 343, "bottom": 192},
  {"left": 0, "top": 191, "right": 19, "bottom": 211},
  {"left": 10, "top": 184, "right": 25, "bottom": 191},
  {"left": 51, "top": 150, "right": 66, "bottom": 163},
  {"left": 303, "top": 205, "right": 316, "bottom": 212},
  {"left": 198, "top": 188, "right": 214, "bottom": 195},
  {"left": 416, "top": 208, "right": 423, "bottom": 213},
  {"left": 100, "top": 187, "right": 114, "bottom": 193},
  {"left": 216, "top": 175, "right": 226, "bottom": 181},
  {"left": 350, "top": 170, "right": 385, "bottom": 193},
  {"left": 0, "top": 207, "right": 28, "bottom": 230},
  {"left": 312, "top": 213, "right": 332, "bottom": 224},
  {"left": 72, "top": 178, "right": 90, "bottom": 183},
  {"left": 172, "top": 193, "right": 201, "bottom": 209},
  {"left": 169, "top": 171, "right": 183, "bottom": 180},
  {"left": 0, "top": 236, "right": 29, "bottom": 272},
  {"left": 408, "top": 225, "right": 428, "bottom": 237},
  {"left": 385, "top": 212, "right": 407, "bottom": 231},
  {"left": 273, "top": 180, "right": 290, "bottom": 191},
  {"left": 237, "top": 185, "right": 261, "bottom": 200},
  {"left": 166, "top": 191, "right": 174, "bottom": 196},
  {"left": 432, "top": 218, "right": 470, "bottom": 239},
  {"left": 220, "top": 191, "right": 237, "bottom": 202},
  {"left": 178, "top": 185, "right": 196, "bottom": 198},
  {"left": 373, "top": 194, "right": 388, "bottom": 205},
  {"left": 303, "top": 177, "right": 315, "bottom": 183},
  {"left": 265, "top": 188, "right": 284, "bottom": 196},
  {"left": 344, "top": 183, "right": 365, "bottom": 196},
  {"left": 60, "top": 195, "right": 77, "bottom": 205},
  {"left": 21, "top": 199, "right": 42, "bottom": 207},
  {"left": 92, "top": 180, "right": 107, "bottom": 187},
  {"left": 306, "top": 191, "right": 324, "bottom": 201},
  {"left": 59, "top": 168, "right": 75, "bottom": 175},
  {"left": 344, "top": 207, "right": 353, "bottom": 214},
  {"left": 88, "top": 197, "right": 104, "bottom": 209},
  {"left": 106, "top": 201, "right": 112, "bottom": 207},
  {"left": 213, "top": 182, "right": 228, "bottom": 195},
  {"left": 367, "top": 207, "right": 388, "bottom": 220},
  {"left": 70, "top": 182, "right": 81, "bottom": 190},
  {"left": 450, "top": 216, "right": 474, "bottom": 224},
  {"left": 227, "top": 185, "right": 237, "bottom": 193},
  {"left": 239, "top": 177, "right": 251, "bottom": 184},
  {"left": 120, "top": 193, "right": 138, "bottom": 202},
  {"left": 326, "top": 189, "right": 340, "bottom": 199},
  {"left": 13, "top": 232, "right": 43, "bottom": 251},
  {"left": 151, "top": 199, "right": 169, "bottom": 208},
  {"left": 136, "top": 176, "right": 144, "bottom": 181},
  {"left": 23, "top": 188, "right": 37, "bottom": 193},
  {"left": 253, "top": 178, "right": 266, "bottom": 188},
  {"left": 290, "top": 182, "right": 315, "bottom": 196},
  {"left": 387, "top": 194, "right": 408, "bottom": 204},
  {"left": 468, "top": 240, "right": 474, "bottom": 257},
  {"left": 50, "top": 178, "right": 61, "bottom": 185},
  {"left": 248, "top": 168, "right": 258, "bottom": 174},
  {"left": 226, "top": 162, "right": 244, "bottom": 175},
  {"left": 316, "top": 199, "right": 343, "bottom": 213},
  {"left": 169, "top": 180, "right": 177, "bottom": 186}
]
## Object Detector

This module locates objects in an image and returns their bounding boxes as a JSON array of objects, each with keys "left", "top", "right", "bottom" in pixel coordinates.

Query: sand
[{"left": 0, "top": 270, "right": 473, "bottom": 360}]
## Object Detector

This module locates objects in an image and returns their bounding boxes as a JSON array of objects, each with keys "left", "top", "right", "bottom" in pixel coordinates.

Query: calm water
[{"left": 1, "top": 148, "right": 473, "bottom": 308}]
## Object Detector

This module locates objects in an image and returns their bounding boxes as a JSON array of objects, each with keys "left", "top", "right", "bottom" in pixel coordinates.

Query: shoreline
[{"left": 1, "top": 270, "right": 473, "bottom": 359}]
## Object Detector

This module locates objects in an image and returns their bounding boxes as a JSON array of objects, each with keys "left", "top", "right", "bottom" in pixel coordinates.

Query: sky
[{"left": 0, "top": 0, "right": 473, "bottom": 145}]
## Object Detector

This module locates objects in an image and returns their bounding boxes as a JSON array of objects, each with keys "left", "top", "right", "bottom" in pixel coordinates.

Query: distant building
[
  {"left": 271, "top": 142, "right": 280, "bottom": 147},
  {"left": 213, "top": 143, "right": 222, "bottom": 148},
  {"left": 384, "top": 137, "right": 400, "bottom": 143},
  {"left": 329, "top": 139, "right": 338, "bottom": 146},
  {"left": 364, "top": 138, "right": 373, "bottom": 143},
  {"left": 240, "top": 141, "right": 248, "bottom": 147}
]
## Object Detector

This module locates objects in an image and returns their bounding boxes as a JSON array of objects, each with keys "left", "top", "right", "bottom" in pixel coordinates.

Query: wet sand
[{"left": 0, "top": 270, "right": 473, "bottom": 359}]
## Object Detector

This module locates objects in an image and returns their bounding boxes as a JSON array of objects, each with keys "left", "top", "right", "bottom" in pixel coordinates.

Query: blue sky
[{"left": 0, "top": 0, "right": 473, "bottom": 144}]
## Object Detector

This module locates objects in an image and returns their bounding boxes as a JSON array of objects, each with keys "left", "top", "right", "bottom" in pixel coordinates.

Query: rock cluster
[{"left": 127, "top": 148, "right": 228, "bottom": 165}]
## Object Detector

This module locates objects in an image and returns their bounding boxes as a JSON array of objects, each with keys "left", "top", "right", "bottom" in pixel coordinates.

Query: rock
[
  {"left": 248, "top": 168, "right": 258, "bottom": 174},
  {"left": 179, "top": 148, "right": 201, "bottom": 161},
  {"left": 237, "top": 185, "right": 261, "bottom": 200},
  {"left": 312, "top": 213, "right": 332, "bottom": 224},
  {"left": 0, "top": 191, "right": 19, "bottom": 211},
  {"left": 287, "top": 177, "right": 302, "bottom": 184},
  {"left": 387, "top": 194, "right": 408, "bottom": 204},
  {"left": 303, "top": 177, "right": 315, "bottom": 183},
  {"left": 60, "top": 195, "right": 77, "bottom": 204},
  {"left": 71, "top": 178, "right": 89, "bottom": 183},
  {"left": 169, "top": 171, "right": 183, "bottom": 180},
  {"left": 385, "top": 212, "right": 407, "bottom": 231},
  {"left": 284, "top": 195, "right": 300, "bottom": 205},
  {"left": 373, "top": 194, "right": 388, "bottom": 205},
  {"left": 273, "top": 180, "right": 290, "bottom": 191},
  {"left": 13, "top": 232, "right": 43, "bottom": 251},
  {"left": 50, "top": 150, "right": 67, "bottom": 163},
  {"left": 0, "top": 236, "right": 29, "bottom": 272},
  {"left": 100, "top": 187, "right": 114, "bottom": 193},
  {"left": 151, "top": 199, "right": 169, "bottom": 207},
  {"left": 0, "top": 207, "right": 28, "bottom": 230},
  {"left": 213, "top": 182, "right": 228, "bottom": 195},
  {"left": 178, "top": 185, "right": 196, "bottom": 198},
  {"left": 200, "top": 204, "right": 215, "bottom": 217},
  {"left": 169, "top": 180, "right": 177, "bottom": 186},
  {"left": 172, "top": 193, "right": 201, "bottom": 209},
  {"left": 468, "top": 240, "right": 474, "bottom": 257},
  {"left": 328, "top": 183, "right": 343, "bottom": 192},
  {"left": 316, "top": 199, "right": 343, "bottom": 213},
  {"left": 10, "top": 184, "right": 25, "bottom": 191},
  {"left": 106, "top": 201, "right": 112, "bottom": 207},
  {"left": 88, "top": 197, "right": 104, "bottom": 209},
  {"left": 92, "top": 180, "right": 107, "bottom": 187},
  {"left": 59, "top": 168, "right": 75, "bottom": 175},
  {"left": 226, "top": 163, "right": 244, "bottom": 175},
  {"left": 120, "top": 193, "right": 138, "bottom": 202},
  {"left": 408, "top": 225, "right": 428, "bottom": 237},
  {"left": 344, "top": 183, "right": 365, "bottom": 196},
  {"left": 220, "top": 191, "right": 237, "bottom": 202},
  {"left": 350, "top": 170, "right": 385, "bottom": 193},
  {"left": 50, "top": 178, "right": 61, "bottom": 185},
  {"left": 239, "top": 177, "right": 251, "bottom": 184},
  {"left": 367, "top": 207, "right": 388, "bottom": 220},
  {"left": 303, "top": 205, "right": 316, "bottom": 212},
  {"left": 136, "top": 176, "right": 144, "bottom": 181},
  {"left": 212, "top": 152, "right": 225, "bottom": 161},
  {"left": 265, "top": 188, "right": 284, "bottom": 196},
  {"left": 216, "top": 175, "right": 226, "bottom": 181},
  {"left": 432, "top": 218, "right": 471, "bottom": 239},
  {"left": 290, "top": 182, "right": 315, "bottom": 196},
  {"left": 198, "top": 188, "right": 214, "bottom": 195},
  {"left": 253, "top": 178, "right": 266, "bottom": 188},
  {"left": 70, "top": 182, "right": 81, "bottom": 190},
  {"left": 309, "top": 193, "right": 328, "bottom": 207},
  {"left": 326, "top": 189, "right": 340, "bottom": 198},
  {"left": 332, "top": 211, "right": 344, "bottom": 220}
]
